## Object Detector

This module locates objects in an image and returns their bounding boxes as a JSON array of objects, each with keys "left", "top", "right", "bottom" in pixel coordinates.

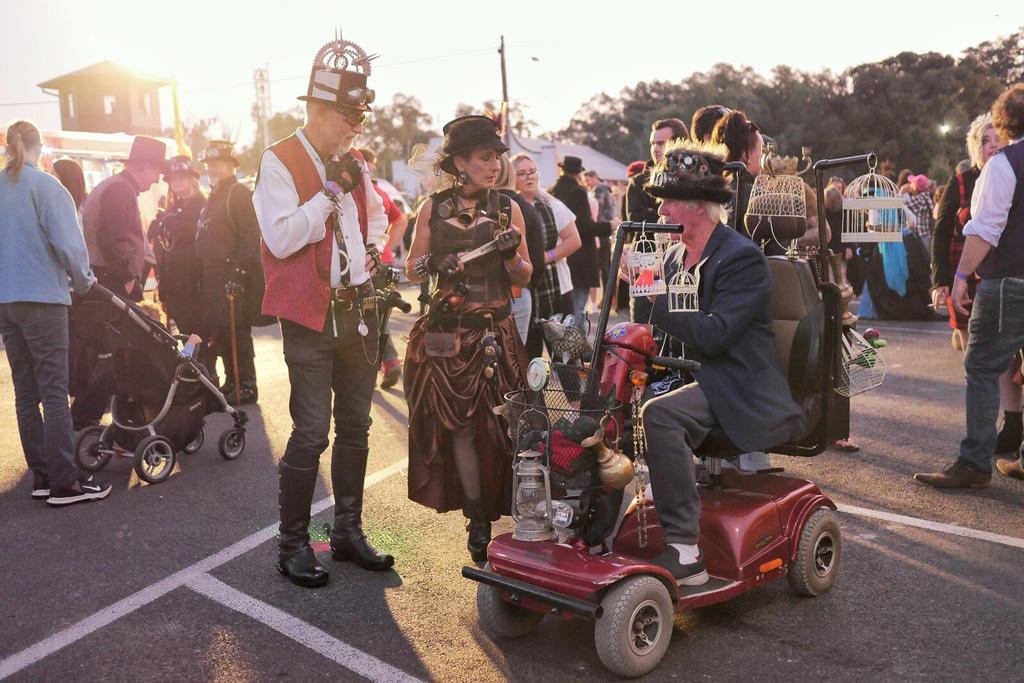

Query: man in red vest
[{"left": 253, "top": 37, "right": 392, "bottom": 588}]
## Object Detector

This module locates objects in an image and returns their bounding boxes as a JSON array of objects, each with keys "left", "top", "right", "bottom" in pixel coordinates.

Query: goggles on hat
[
  {"left": 341, "top": 87, "right": 375, "bottom": 108},
  {"left": 166, "top": 160, "right": 192, "bottom": 174}
]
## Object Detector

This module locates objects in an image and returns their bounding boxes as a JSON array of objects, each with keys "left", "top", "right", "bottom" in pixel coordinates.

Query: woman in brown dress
[{"left": 404, "top": 115, "right": 532, "bottom": 562}]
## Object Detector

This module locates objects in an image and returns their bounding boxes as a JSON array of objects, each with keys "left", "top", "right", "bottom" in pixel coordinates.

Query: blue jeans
[
  {"left": 510, "top": 287, "right": 532, "bottom": 345},
  {"left": 571, "top": 287, "right": 590, "bottom": 334},
  {"left": 959, "top": 277, "right": 1024, "bottom": 472},
  {"left": 279, "top": 306, "right": 379, "bottom": 470},
  {"left": 0, "top": 302, "right": 81, "bottom": 488}
]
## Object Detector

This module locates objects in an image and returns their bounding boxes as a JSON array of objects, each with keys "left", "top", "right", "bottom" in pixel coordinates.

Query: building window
[
  {"left": 66, "top": 93, "right": 75, "bottom": 118},
  {"left": 142, "top": 92, "right": 152, "bottom": 116},
  {"left": 103, "top": 95, "right": 116, "bottom": 116}
]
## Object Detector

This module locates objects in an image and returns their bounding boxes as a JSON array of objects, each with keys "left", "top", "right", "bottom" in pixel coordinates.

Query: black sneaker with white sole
[
  {"left": 652, "top": 546, "right": 709, "bottom": 586},
  {"left": 46, "top": 478, "right": 112, "bottom": 506},
  {"left": 31, "top": 475, "right": 50, "bottom": 500}
]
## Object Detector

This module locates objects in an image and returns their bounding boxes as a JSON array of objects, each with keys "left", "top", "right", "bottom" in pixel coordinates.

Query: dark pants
[
  {"left": 212, "top": 323, "right": 256, "bottom": 390},
  {"left": 279, "top": 306, "right": 378, "bottom": 471},
  {"left": 0, "top": 302, "right": 81, "bottom": 488},
  {"left": 639, "top": 383, "right": 716, "bottom": 545},
  {"left": 959, "top": 277, "right": 1024, "bottom": 472}
]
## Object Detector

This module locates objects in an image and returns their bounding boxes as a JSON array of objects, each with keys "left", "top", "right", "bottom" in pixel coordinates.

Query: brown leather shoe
[
  {"left": 914, "top": 461, "right": 991, "bottom": 489},
  {"left": 995, "top": 456, "right": 1024, "bottom": 480}
]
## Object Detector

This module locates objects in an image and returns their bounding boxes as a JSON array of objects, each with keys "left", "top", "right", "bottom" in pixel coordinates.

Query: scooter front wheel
[
  {"left": 595, "top": 575, "right": 674, "bottom": 678},
  {"left": 476, "top": 565, "right": 544, "bottom": 639},
  {"left": 788, "top": 507, "right": 842, "bottom": 596}
]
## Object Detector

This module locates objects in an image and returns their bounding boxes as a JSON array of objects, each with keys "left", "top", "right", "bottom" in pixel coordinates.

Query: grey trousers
[{"left": 639, "top": 382, "right": 716, "bottom": 545}]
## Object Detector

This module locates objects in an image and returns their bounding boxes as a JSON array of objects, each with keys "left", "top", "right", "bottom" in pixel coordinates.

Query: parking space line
[
  {"left": 837, "top": 503, "right": 1024, "bottom": 549},
  {"left": 187, "top": 574, "right": 424, "bottom": 683},
  {"left": 0, "top": 458, "right": 409, "bottom": 681}
]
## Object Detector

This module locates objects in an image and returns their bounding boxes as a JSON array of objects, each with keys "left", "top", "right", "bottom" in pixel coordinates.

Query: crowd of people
[{"left": 2, "top": 31, "right": 1022, "bottom": 589}]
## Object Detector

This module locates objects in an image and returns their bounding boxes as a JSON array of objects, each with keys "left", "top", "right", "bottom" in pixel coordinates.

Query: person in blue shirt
[{"left": 0, "top": 120, "right": 111, "bottom": 506}]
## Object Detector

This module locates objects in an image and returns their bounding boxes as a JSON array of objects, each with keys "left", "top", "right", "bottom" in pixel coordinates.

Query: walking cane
[{"left": 225, "top": 281, "right": 243, "bottom": 408}]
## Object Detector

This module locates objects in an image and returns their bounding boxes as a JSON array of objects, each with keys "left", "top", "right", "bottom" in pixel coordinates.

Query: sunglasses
[{"left": 340, "top": 109, "right": 368, "bottom": 128}]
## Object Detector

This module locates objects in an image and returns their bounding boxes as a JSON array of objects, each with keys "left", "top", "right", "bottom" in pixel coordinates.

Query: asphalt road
[{"left": 1, "top": 286, "right": 1022, "bottom": 682}]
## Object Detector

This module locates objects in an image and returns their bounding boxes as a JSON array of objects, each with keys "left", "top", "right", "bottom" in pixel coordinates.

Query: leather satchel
[{"left": 423, "top": 331, "right": 460, "bottom": 357}]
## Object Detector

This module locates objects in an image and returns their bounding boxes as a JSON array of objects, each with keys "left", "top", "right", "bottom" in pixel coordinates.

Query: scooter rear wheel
[
  {"left": 476, "top": 565, "right": 544, "bottom": 639},
  {"left": 595, "top": 575, "right": 673, "bottom": 678},
  {"left": 788, "top": 507, "right": 842, "bottom": 596}
]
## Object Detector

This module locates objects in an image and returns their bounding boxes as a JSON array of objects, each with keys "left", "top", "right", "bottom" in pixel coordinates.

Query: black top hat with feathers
[
  {"left": 439, "top": 114, "right": 509, "bottom": 175},
  {"left": 644, "top": 142, "right": 733, "bottom": 204}
]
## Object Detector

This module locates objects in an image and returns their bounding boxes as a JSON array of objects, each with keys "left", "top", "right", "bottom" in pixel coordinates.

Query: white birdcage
[
  {"left": 842, "top": 160, "right": 905, "bottom": 243},
  {"left": 744, "top": 156, "right": 808, "bottom": 245},
  {"left": 667, "top": 268, "right": 699, "bottom": 313},
  {"left": 625, "top": 231, "right": 666, "bottom": 298},
  {"left": 836, "top": 328, "right": 886, "bottom": 397}
]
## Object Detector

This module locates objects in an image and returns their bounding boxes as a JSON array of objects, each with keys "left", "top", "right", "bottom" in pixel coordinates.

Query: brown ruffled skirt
[{"left": 404, "top": 310, "right": 528, "bottom": 520}]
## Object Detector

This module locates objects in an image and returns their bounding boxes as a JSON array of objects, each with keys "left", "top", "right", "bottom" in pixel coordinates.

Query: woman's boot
[
  {"left": 277, "top": 461, "right": 329, "bottom": 588},
  {"left": 465, "top": 499, "right": 492, "bottom": 564}
]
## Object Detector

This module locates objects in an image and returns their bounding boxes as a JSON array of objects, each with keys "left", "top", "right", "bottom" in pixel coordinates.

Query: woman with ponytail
[{"left": 0, "top": 120, "right": 111, "bottom": 506}]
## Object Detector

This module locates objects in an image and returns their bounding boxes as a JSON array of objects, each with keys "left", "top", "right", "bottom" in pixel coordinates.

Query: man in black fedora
[
  {"left": 83, "top": 135, "right": 168, "bottom": 301},
  {"left": 196, "top": 140, "right": 262, "bottom": 405},
  {"left": 549, "top": 155, "right": 611, "bottom": 333},
  {"left": 253, "top": 36, "right": 392, "bottom": 588}
]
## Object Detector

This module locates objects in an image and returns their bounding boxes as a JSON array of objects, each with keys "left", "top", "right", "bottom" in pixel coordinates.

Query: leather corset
[{"left": 430, "top": 189, "right": 511, "bottom": 306}]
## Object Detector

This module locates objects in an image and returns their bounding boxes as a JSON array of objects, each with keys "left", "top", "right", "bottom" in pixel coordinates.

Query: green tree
[{"left": 361, "top": 93, "right": 436, "bottom": 180}]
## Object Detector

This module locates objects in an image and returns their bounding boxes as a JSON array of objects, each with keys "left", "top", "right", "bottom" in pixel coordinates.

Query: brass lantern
[{"left": 512, "top": 450, "right": 556, "bottom": 541}]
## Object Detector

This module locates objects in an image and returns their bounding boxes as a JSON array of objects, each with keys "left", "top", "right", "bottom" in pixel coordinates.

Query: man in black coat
[
  {"left": 639, "top": 142, "right": 805, "bottom": 586},
  {"left": 548, "top": 156, "right": 611, "bottom": 333},
  {"left": 197, "top": 140, "right": 262, "bottom": 404}
]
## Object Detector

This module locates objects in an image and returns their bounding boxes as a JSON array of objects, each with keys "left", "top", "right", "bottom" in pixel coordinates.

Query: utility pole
[
  {"left": 253, "top": 66, "right": 271, "bottom": 152},
  {"left": 498, "top": 36, "right": 510, "bottom": 146}
]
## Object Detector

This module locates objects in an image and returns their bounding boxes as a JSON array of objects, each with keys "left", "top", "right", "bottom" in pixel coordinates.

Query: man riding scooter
[{"left": 640, "top": 142, "right": 806, "bottom": 585}]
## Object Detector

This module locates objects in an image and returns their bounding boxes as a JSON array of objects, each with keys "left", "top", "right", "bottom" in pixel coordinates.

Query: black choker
[{"left": 457, "top": 187, "right": 487, "bottom": 201}]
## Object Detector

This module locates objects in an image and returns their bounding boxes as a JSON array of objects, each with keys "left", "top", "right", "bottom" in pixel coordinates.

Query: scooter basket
[
  {"left": 503, "top": 389, "right": 618, "bottom": 477},
  {"left": 836, "top": 327, "right": 886, "bottom": 397}
]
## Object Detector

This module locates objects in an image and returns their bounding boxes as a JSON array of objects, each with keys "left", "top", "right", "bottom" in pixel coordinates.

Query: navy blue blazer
[{"left": 650, "top": 223, "right": 805, "bottom": 452}]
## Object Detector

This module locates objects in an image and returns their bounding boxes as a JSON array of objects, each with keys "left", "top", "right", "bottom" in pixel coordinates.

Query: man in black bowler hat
[{"left": 253, "top": 36, "right": 392, "bottom": 588}]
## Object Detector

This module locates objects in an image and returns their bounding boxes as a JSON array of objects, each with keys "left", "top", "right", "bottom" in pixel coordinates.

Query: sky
[{"left": 2, "top": 0, "right": 1023, "bottom": 148}]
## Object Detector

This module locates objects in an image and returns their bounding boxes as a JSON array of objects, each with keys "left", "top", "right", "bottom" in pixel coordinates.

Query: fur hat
[{"left": 644, "top": 142, "right": 733, "bottom": 204}]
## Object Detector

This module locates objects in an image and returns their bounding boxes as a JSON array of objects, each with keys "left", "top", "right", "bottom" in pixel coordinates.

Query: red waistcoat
[{"left": 260, "top": 134, "right": 369, "bottom": 331}]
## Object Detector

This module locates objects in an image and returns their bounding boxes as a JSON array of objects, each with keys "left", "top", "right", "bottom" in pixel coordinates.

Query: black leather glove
[
  {"left": 496, "top": 228, "right": 522, "bottom": 259},
  {"left": 414, "top": 253, "right": 460, "bottom": 278},
  {"left": 325, "top": 152, "right": 363, "bottom": 195},
  {"left": 365, "top": 244, "right": 383, "bottom": 275}
]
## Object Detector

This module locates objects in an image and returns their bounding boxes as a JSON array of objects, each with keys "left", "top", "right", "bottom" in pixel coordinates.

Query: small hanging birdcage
[
  {"left": 745, "top": 154, "right": 808, "bottom": 245},
  {"left": 836, "top": 328, "right": 886, "bottom": 397},
  {"left": 625, "top": 230, "right": 666, "bottom": 298},
  {"left": 842, "top": 158, "right": 905, "bottom": 243},
  {"left": 667, "top": 268, "right": 699, "bottom": 313}
]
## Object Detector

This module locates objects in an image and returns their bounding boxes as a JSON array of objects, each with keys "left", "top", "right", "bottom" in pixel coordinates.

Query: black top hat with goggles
[
  {"left": 200, "top": 140, "right": 239, "bottom": 166},
  {"left": 165, "top": 155, "right": 199, "bottom": 178},
  {"left": 298, "top": 37, "right": 377, "bottom": 122},
  {"left": 644, "top": 142, "right": 733, "bottom": 204}
]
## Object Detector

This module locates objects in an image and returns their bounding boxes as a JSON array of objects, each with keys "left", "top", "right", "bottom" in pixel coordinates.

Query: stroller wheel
[
  {"left": 183, "top": 429, "right": 205, "bottom": 455},
  {"left": 133, "top": 435, "right": 176, "bottom": 484},
  {"left": 218, "top": 429, "right": 245, "bottom": 460},
  {"left": 75, "top": 426, "right": 111, "bottom": 472}
]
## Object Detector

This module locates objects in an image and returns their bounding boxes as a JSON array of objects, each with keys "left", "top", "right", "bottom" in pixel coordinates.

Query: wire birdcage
[
  {"left": 538, "top": 317, "right": 589, "bottom": 364},
  {"left": 836, "top": 328, "right": 886, "bottom": 397},
  {"left": 842, "top": 159, "right": 905, "bottom": 243},
  {"left": 624, "top": 231, "right": 666, "bottom": 298},
  {"left": 744, "top": 159, "right": 808, "bottom": 245},
  {"left": 666, "top": 268, "right": 699, "bottom": 313}
]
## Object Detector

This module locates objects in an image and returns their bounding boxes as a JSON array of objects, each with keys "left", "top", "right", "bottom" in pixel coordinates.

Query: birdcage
[
  {"left": 667, "top": 268, "right": 699, "bottom": 313},
  {"left": 624, "top": 230, "right": 666, "bottom": 298},
  {"left": 842, "top": 159, "right": 905, "bottom": 243},
  {"left": 744, "top": 156, "right": 808, "bottom": 246},
  {"left": 836, "top": 328, "right": 886, "bottom": 397}
]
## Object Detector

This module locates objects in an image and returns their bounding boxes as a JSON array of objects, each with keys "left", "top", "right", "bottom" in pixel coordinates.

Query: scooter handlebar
[{"left": 650, "top": 355, "right": 701, "bottom": 373}]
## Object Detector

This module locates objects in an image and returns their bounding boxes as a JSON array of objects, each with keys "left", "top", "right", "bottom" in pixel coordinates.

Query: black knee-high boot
[
  {"left": 277, "top": 461, "right": 329, "bottom": 588},
  {"left": 329, "top": 447, "right": 394, "bottom": 571},
  {"left": 464, "top": 499, "right": 492, "bottom": 564}
]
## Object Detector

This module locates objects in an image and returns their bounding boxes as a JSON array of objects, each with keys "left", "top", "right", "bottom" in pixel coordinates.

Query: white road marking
[
  {"left": 188, "top": 574, "right": 424, "bottom": 683},
  {"left": 837, "top": 503, "right": 1024, "bottom": 550},
  {"left": 0, "top": 458, "right": 409, "bottom": 681}
]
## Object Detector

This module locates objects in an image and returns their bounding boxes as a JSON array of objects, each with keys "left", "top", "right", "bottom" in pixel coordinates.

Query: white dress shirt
[
  {"left": 963, "top": 137, "right": 1024, "bottom": 248},
  {"left": 253, "top": 128, "right": 387, "bottom": 287},
  {"left": 549, "top": 195, "right": 576, "bottom": 295}
]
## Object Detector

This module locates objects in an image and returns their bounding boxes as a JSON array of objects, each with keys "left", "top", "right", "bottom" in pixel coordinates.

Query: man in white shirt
[
  {"left": 252, "top": 37, "right": 393, "bottom": 587},
  {"left": 916, "top": 83, "right": 1024, "bottom": 488}
]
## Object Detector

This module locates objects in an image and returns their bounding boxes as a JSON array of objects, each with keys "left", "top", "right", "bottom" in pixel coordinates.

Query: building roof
[{"left": 38, "top": 60, "right": 172, "bottom": 91}]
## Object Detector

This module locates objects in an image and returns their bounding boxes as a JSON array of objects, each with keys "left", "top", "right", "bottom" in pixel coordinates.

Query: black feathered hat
[
  {"left": 644, "top": 142, "right": 733, "bottom": 204},
  {"left": 439, "top": 115, "right": 509, "bottom": 175}
]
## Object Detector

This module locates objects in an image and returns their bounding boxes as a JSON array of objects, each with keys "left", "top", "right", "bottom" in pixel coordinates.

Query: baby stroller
[{"left": 71, "top": 284, "right": 248, "bottom": 484}]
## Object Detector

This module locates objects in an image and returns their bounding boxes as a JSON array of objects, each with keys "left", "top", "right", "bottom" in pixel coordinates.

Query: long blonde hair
[{"left": 4, "top": 120, "right": 42, "bottom": 183}]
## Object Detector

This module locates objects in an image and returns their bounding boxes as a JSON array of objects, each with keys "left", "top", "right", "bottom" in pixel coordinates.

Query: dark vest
[
  {"left": 82, "top": 172, "right": 144, "bottom": 278},
  {"left": 977, "top": 140, "right": 1024, "bottom": 280}
]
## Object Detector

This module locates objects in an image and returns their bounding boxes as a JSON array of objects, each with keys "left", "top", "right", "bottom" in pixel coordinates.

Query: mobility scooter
[{"left": 464, "top": 156, "right": 878, "bottom": 677}]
